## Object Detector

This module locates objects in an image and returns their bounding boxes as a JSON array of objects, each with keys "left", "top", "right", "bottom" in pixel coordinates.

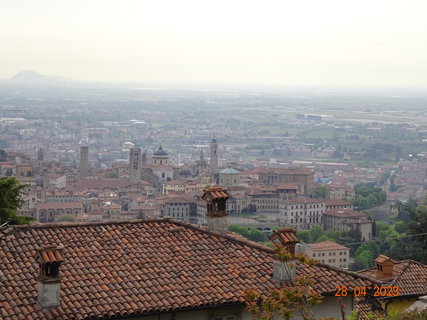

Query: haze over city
[
  {"left": 1, "top": 0, "right": 427, "bottom": 87},
  {"left": 2, "top": 1, "right": 427, "bottom": 319}
]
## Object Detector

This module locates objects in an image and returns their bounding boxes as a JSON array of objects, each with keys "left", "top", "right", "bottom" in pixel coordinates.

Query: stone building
[
  {"left": 243, "top": 167, "right": 315, "bottom": 195},
  {"left": 301, "top": 241, "right": 350, "bottom": 269},
  {"left": 278, "top": 197, "right": 326, "bottom": 230},
  {"left": 323, "top": 209, "right": 373, "bottom": 241},
  {"left": 35, "top": 201, "right": 83, "bottom": 222},
  {"left": 218, "top": 166, "right": 240, "bottom": 187}
]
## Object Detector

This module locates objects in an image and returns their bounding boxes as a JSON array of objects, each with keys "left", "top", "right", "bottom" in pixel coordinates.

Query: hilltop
[{"left": 7, "top": 70, "right": 73, "bottom": 85}]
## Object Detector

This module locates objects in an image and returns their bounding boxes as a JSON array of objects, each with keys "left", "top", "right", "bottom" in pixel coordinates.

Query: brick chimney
[
  {"left": 270, "top": 228, "right": 299, "bottom": 282},
  {"left": 374, "top": 255, "right": 395, "bottom": 280},
  {"left": 36, "top": 245, "right": 64, "bottom": 308},
  {"left": 202, "top": 187, "right": 229, "bottom": 232}
]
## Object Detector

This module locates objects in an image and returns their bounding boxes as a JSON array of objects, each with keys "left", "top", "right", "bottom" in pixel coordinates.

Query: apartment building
[
  {"left": 278, "top": 197, "right": 326, "bottom": 230},
  {"left": 306, "top": 241, "right": 350, "bottom": 269}
]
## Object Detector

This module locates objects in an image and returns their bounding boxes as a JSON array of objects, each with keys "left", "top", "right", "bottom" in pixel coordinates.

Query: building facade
[{"left": 279, "top": 197, "right": 326, "bottom": 230}]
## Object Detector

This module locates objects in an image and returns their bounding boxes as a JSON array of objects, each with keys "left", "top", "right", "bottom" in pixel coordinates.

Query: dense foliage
[
  {"left": 365, "top": 143, "right": 402, "bottom": 162},
  {"left": 55, "top": 214, "right": 77, "bottom": 222},
  {"left": 228, "top": 224, "right": 265, "bottom": 242},
  {"left": 353, "top": 183, "right": 387, "bottom": 210},
  {"left": 0, "top": 177, "right": 32, "bottom": 225},
  {"left": 314, "top": 185, "right": 327, "bottom": 198},
  {"left": 387, "top": 205, "right": 427, "bottom": 264}
]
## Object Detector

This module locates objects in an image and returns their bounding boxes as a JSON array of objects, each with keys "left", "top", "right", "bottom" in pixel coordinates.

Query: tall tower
[
  {"left": 209, "top": 136, "right": 218, "bottom": 173},
  {"left": 79, "top": 146, "right": 89, "bottom": 178},
  {"left": 141, "top": 150, "right": 147, "bottom": 165},
  {"left": 129, "top": 148, "right": 141, "bottom": 183},
  {"left": 37, "top": 148, "right": 44, "bottom": 161}
]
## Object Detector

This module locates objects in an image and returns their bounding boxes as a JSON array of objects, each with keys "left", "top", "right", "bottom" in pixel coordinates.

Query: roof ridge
[
  {"left": 391, "top": 260, "right": 417, "bottom": 284},
  {"left": 3, "top": 218, "right": 274, "bottom": 254},
  {"left": 163, "top": 218, "right": 274, "bottom": 254},
  {"left": 4, "top": 218, "right": 165, "bottom": 231},
  {"left": 314, "top": 262, "right": 382, "bottom": 284}
]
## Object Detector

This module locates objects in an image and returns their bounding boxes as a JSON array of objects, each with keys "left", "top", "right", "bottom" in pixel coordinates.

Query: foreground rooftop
[{"left": 1, "top": 219, "right": 375, "bottom": 319}]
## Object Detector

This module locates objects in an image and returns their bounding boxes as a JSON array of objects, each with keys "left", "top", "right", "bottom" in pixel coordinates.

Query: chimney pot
[
  {"left": 270, "top": 228, "right": 299, "bottom": 283},
  {"left": 36, "top": 245, "right": 64, "bottom": 308},
  {"left": 374, "top": 255, "right": 395, "bottom": 280},
  {"left": 202, "top": 187, "right": 229, "bottom": 232}
]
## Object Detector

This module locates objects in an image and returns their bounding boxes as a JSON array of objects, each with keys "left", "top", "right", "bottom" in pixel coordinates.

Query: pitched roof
[
  {"left": 76, "top": 178, "right": 131, "bottom": 190},
  {"left": 324, "top": 209, "right": 366, "bottom": 218},
  {"left": 270, "top": 228, "right": 298, "bottom": 245},
  {"left": 219, "top": 167, "right": 240, "bottom": 174},
  {"left": 283, "top": 197, "right": 326, "bottom": 205},
  {"left": 0, "top": 220, "right": 376, "bottom": 319},
  {"left": 202, "top": 187, "right": 229, "bottom": 201},
  {"left": 308, "top": 241, "right": 349, "bottom": 251},
  {"left": 325, "top": 199, "right": 353, "bottom": 206},
  {"left": 358, "top": 259, "right": 427, "bottom": 297}
]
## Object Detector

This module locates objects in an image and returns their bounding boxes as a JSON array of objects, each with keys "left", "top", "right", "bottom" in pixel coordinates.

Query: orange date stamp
[{"left": 335, "top": 285, "right": 400, "bottom": 297}]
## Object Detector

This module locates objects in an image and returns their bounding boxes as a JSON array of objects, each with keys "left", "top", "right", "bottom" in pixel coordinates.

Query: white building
[{"left": 279, "top": 197, "right": 326, "bottom": 230}]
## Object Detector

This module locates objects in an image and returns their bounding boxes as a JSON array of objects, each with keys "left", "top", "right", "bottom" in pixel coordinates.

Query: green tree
[
  {"left": 387, "top": 205, "right": 427, "bottom": 264},
  {"left": 348, "top": 227, "right": 362, "bottom": 243},
  {"left": 355, "top": 250, "right": 374, "bottom": 268},
  {"left": 309, "top": 225, "right": 323, "bottom": 243},
  {"left": 393, "top": 221, "right": 406, "bottom": 234},
  {"left": 405, "top": 206, "right": 427, "bottom": 263},
  {"left": 55, "top": 214, "right": 77, "bottom": 223},
  {"left": 375, "top": 221, "right": 390, "bottom": 234},
  {"left": 0, "top": 177, "right": 28, "bottom": 224},
  {"left": 228, "top": 224, "right": 249, "bottom": 238},
  {"left": 314, "top": 186, "right": 327, "bottom": 198},
  {"left": 248, "top": 228, "right": 265, "bottom": 242},
  {"left": 354, "top": 242, "right": 379, "bottom": 259},
  {"left": 315, "top": 235, "right": 333, "bottom": 242},
  {"left": 105, "top": 171, "right": 118, "bottom": 178},
  {"left": 297, "top": 230, "right": 311, "bottom": 243}
]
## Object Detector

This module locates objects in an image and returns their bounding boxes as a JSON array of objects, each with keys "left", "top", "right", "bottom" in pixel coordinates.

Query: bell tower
[
  {"left": 129, "top": 148, "right": 141, "bottom": 183},
  {"left": 79, "top": 146, "right": 89, "bottom": 178},
  {"left": 209, "top": 135, "right": 218, "bottom": 174}
]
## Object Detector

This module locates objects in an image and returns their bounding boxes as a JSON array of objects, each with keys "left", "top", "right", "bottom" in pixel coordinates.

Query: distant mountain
[{"left": 7, "top": 70, "right": 73, "bottom": 85}]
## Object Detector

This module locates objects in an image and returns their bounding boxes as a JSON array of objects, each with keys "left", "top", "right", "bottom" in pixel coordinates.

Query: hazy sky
[{"left": 1, "top": 0, "right": 427, "bottom": 87}]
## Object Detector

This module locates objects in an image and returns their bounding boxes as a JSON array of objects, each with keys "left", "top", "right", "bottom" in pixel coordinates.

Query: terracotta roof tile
[
  {"left": 309, "top": 241, "right": 349, "bottom": 251},
  {"left": 358, "top": 259, "right": 427, "bottom": 296},
  {"left": 1, "top": 219, "right": 377, "bottom": 319}
]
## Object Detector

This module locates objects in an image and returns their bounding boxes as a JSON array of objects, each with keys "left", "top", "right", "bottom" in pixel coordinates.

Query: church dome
[{"left": 153, "top": 146, "right": 168, "bottom": 156}]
